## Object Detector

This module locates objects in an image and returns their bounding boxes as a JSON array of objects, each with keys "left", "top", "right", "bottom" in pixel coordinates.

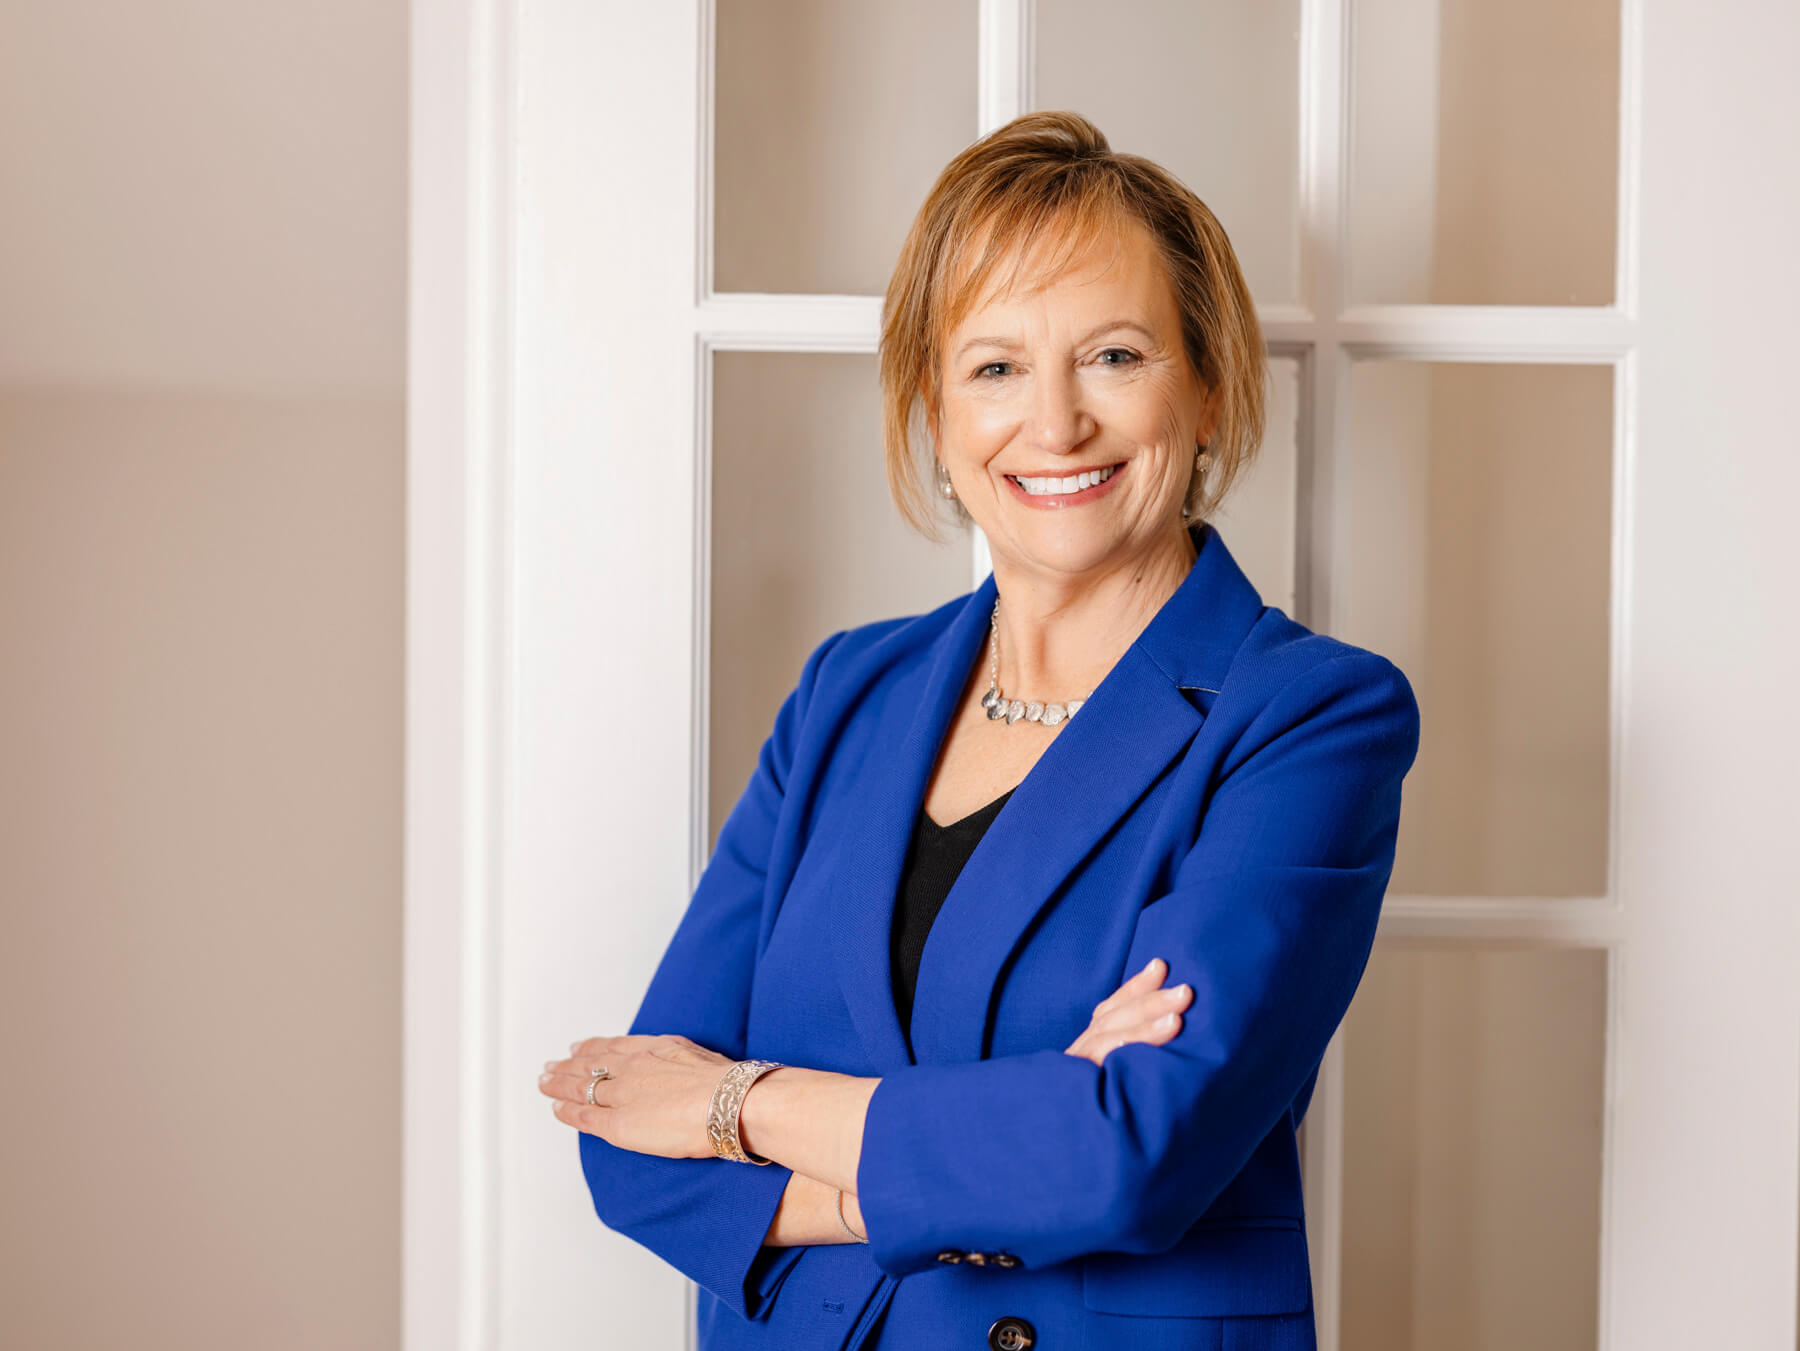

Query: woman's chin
[
  {"left": 985, "top": 506, "right": 1195, "bottom": 583},
  {"left": 990, "top": 519, "right": 1135, "bottom": 580}
]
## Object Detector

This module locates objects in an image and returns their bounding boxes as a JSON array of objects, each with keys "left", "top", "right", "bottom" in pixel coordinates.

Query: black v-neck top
[{"left": 889, "top": 787, "right": 1016, "bottom": 1057}]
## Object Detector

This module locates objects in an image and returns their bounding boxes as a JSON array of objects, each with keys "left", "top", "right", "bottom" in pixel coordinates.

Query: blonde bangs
[{"left": 931, "top": 180, "right": 1133, "bottom": 386}]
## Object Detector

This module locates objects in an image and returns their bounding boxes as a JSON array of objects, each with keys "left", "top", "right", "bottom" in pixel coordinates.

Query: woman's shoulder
[
  {"left": 1214, "top": 605, "right": 1420, "bottom": 751},
  {"left": 800, "top": 590, "right": 974, "bottom": 687},
  {"left": 1233, "top": 606, "right": 1412, "bottom": 693},
  {"left": 1134, "top": 521, "right": 1413, "bottom": 718}
]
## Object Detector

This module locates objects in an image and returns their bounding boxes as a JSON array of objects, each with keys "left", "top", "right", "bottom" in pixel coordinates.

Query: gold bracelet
[{"left": 707, "top": 1059, "right": 784, "bottom": 1163}]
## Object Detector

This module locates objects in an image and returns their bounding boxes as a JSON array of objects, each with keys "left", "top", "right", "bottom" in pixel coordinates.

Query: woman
[{"left": 538, "top": 111, "right": 1419, "bottom": 1351}]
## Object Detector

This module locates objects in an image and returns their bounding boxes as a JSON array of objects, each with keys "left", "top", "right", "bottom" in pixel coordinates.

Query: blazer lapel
[
  {"left": 831, "top": 571, "right": 998, "bottom": 1071},
  {"left": 831, "top": 522, "right": 1267, "bottom": 1071},
  {"left": 907, "top": 643, "right": 1202, "bottom": 1065}
]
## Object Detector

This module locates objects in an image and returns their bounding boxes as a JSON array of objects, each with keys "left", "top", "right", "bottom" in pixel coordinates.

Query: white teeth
[{"left": 1010, "top": 464, "right": 1117, "bottom": 496}]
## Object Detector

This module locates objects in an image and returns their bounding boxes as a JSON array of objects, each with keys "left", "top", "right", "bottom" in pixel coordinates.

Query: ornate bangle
[
  {"left": 836, "top": 1188, "right": 868, "bottom": 1243},
  {"left": 707, "top": 1059, "right": 784, "bottom": 1163}
]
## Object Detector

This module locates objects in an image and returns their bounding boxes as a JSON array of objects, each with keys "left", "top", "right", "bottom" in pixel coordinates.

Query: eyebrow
[{"left": 953, "top": 319, "right": 1159, "bottom": 363}]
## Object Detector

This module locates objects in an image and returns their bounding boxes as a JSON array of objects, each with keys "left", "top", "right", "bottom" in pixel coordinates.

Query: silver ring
[{"left": 586, "top": 1065, "right": 611, "bottom": 1104}]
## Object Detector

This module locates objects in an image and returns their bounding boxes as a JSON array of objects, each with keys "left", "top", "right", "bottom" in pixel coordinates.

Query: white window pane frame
[{"left": 1298, "top": 0, "right": 1640, "bottom": 1343}]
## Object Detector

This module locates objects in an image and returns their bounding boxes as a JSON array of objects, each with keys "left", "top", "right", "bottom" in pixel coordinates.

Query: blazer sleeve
[
  {"left": 853, "top": 650, "right": 1421, "bottom": 1277},
  {"left": 577, "top": 630, "right": 846, "bottom": 1321}
]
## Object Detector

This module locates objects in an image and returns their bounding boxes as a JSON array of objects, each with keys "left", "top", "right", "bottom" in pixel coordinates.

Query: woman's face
[{"left": 930, "top": 216, "right": 1219, "bottom": 585}]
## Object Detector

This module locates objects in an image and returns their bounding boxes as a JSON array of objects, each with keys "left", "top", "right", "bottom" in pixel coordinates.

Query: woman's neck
[{"left": 987, "top": 524, "right": 1198, "bottom": 700}]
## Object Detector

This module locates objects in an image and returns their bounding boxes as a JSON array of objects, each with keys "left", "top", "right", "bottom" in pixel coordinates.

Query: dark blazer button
[
  {"left": 935, "top": 1249, "right": 965, "bottom": 1264},
  {"left": 988, "top": 1315, "right": 1035, "bottom": 1350},
  {"left": 991, "top": 1252, "right": 1020, "bottom": 1268}
]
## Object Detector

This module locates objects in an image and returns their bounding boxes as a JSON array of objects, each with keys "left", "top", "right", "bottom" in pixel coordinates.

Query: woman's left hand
[{"left": 539, "top": 1034, "right": 733, "bottom": 1159}]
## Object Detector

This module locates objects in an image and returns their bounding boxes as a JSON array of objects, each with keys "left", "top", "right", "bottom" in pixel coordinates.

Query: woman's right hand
[{"left": 1063, "top": 957, "right": 1192, "bottom": 1066}]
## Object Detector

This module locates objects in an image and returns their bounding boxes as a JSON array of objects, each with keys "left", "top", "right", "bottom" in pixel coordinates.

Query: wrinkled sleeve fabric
[
  {"left": 855, "top": 651, "right": 1421, "bottom": 1277},
  {"left": 577, "top": 631, "right": 846, "bottom": 1321}
]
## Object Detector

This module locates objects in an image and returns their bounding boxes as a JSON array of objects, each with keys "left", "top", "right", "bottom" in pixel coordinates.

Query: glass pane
[
  {"left": 1341, "top": 945, "right": 1606, "bottom": 1351},
  {"left": 1208, "top": 355, "right": 1302, "bottom": 617},
  {"left": 1349, "top": 0, "right": 1620, "bottom": 305},
  {"left": 1342, "top": 362, "right": 1612, "bottom": 898},
  {"left": 710, "top": 353, "right": 969, "bottom": 845},
  {"left": 1035, "top": 0, "right": 1303, "bottom": 306},
  {"left": 713, "top": 1, "right": 978, "bottom": 295}
]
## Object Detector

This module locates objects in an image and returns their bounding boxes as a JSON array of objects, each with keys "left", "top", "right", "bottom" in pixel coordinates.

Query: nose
[{"left": 1026, "top": 364, "right": 1094, "bottom": 457}]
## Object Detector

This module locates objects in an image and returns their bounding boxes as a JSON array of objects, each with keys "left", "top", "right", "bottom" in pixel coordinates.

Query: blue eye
[
  {"left": 1098, "top": 348, "right": 1141, "bottom": 367},
  {"left": 975, "top": 361, "right": 1012, "bottom": 380}
]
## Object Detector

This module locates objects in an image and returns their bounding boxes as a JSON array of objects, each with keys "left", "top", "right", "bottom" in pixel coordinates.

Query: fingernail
[
  {"left": 544, "top": 1060, "right": 558, "bottom": 1072},
  {"left": 1159, "top": 1012, "right": 1178, "bottom": 1027},
  {"left": 1143, "top": 958, "right": 1160, "bottom": 975},
  {"left": 539, "top": 1072, "right": 552, "bottom": 1082},
  {"left": 569, "top": 1041, "right": 581, "bottom": 1053}
]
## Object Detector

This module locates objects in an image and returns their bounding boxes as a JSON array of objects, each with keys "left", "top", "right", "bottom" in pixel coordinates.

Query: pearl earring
[
  {"left": 1182, "top": 445, "right": 1212, "bottom": 519},
  {"left": 937, "top": 461, "right": 957, "bottom": 500}
]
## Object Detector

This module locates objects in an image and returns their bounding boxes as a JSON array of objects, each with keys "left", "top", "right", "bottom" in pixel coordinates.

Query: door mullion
[{"left": 1298, "top": 0, "right": 1349, "bottom": 1347}]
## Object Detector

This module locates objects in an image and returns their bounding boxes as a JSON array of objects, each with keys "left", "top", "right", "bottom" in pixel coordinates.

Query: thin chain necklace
[{"left": 979, "top": 599, "right": 1089, "bottom": 727}]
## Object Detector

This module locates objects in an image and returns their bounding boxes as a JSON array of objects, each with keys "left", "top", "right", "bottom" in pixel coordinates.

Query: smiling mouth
[{"left": 1004, "top": 463, "right": 1122, "bottom": 496}]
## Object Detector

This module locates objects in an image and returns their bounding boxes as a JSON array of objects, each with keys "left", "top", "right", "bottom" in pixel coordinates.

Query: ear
[
  {"left": 921, "top": 384, "right": 941, "bottom": 449},
  {"left": 1196, "top": 381, "right": 1224, "bottom": 446}
]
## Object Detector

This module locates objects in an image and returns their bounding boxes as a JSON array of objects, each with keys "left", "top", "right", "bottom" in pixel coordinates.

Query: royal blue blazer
[{"left": 580, "top": 521, "right": 1420, "bottom": 1351}]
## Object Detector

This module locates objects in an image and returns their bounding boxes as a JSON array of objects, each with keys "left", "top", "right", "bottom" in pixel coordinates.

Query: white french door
[{"left": 407, "top": 2, "right": 1800, "bottom": 1348}]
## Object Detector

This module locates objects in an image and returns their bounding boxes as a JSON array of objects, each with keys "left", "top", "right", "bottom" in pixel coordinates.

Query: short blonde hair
[{"left": 880, "top": 110, "right": 1267, "bottom": 539}]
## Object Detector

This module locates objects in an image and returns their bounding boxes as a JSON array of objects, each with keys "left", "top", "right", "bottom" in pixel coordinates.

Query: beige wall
[{"left": 0, "top": 3, "right": 405, "bottom": 1348}]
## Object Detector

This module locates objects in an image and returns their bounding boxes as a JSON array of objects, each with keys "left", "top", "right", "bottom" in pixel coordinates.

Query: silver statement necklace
[{"left": 980, "top": 599, "right": 1089, "bottom": 727}]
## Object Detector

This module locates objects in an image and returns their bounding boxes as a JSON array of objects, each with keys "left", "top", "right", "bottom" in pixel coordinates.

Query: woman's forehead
[{"left": 940, "top": 212, "right": 1165, "bottom": 338}]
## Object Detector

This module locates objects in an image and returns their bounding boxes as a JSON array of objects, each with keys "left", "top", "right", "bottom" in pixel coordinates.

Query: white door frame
[
  {"left": 406, "top": 0, "right": 514, "bottom": 1347},
  {"left": 406, "top": 2, "right": 1800, "bottom": 1348}
]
